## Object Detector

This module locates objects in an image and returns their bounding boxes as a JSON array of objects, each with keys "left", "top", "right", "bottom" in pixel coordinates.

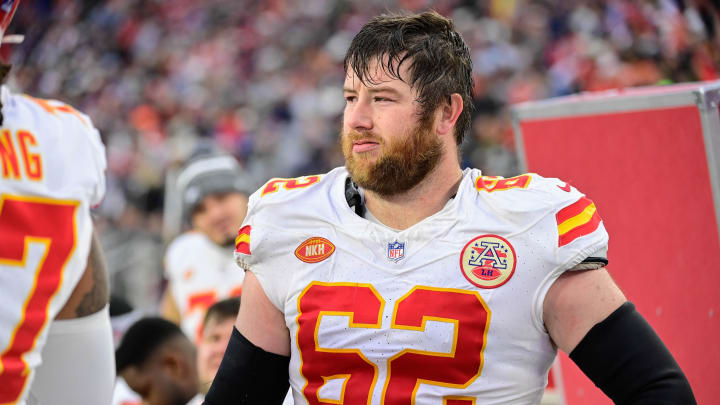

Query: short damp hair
[
  {"left": 202, "top": 297, "right": 240, "bottom": 328},
  {"left": 344, "top": 11, "right": 474, "bottom": 145}
]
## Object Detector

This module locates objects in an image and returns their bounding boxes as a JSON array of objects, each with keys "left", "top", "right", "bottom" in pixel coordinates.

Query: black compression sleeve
[
  {"left": 569, "top": 302, "right": 696, "bottom": 404},
  {"left": 203, "top": 327, "right": 290, "bottom": 405}
]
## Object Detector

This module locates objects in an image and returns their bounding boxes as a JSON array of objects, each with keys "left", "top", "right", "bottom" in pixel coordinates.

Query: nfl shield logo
[{"left": 387, "top": 240, "right": 405, "bottom": 262}]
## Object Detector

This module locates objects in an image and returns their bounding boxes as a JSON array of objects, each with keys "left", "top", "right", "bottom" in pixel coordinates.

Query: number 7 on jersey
[{"left": 0, "top": 195, "right": 78, "bottom": 403}]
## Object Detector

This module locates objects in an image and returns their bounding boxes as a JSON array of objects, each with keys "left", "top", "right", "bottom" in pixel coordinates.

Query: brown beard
[{"left": 342, "top": 117, "right": 443, "bottom": 196}]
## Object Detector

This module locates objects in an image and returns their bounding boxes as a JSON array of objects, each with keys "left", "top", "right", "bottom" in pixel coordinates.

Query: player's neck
[{"left": 364, "top": 158, "right": 463, "bottom": 230}]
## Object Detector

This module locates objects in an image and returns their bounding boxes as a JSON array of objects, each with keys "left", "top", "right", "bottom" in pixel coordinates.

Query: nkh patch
[
  {"left": 387, "top": 240, "right": 405, "bottom": 262},
  {"left": 235, "top": 225, "right": 251, "bottom": 255},
  {"left": 295, "top": 237, "right": 335, "bottom": 263},
  {"left": 459, "top": 234, "right": 516, "bottom": 289}
]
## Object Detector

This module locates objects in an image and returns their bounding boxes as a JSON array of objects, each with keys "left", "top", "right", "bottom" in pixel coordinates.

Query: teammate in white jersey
[
  {"left": 205, "top": 11, "right": 695, "bottom": 405},
  {"left": 0, "top": 1, "right": 114, "bottom": 403},
  {"left": 161, "top": 151, "right": 252, "bottom": 341}
]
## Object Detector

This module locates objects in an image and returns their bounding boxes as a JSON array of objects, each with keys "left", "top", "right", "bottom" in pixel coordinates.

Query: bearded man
[{"left": 203, "top": 11, "right": 695, "bottom": 405}]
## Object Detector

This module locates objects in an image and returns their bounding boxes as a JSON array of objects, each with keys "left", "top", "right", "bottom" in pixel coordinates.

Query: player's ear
[
  {"left": 436, "top": 93, "right": 463, "bottom": 137},
  {"left": 166, "top": 340, "right": 198, "bottom": 378},
  {"left": 162, "top": 350, "right": 187, "bottom": 378},
  {"left": 121, "top": 366, "right": 151, "bottom": 397}
]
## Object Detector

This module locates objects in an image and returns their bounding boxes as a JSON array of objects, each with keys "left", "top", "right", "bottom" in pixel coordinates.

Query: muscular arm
[
  {"left": 543, "top": 268, "right": 625, "bottom": 353},
  {"left": 56, "top": 229, "right": 109, "bottom": 319},
  {"left": 235, "top": 271, "right": 290, "bottom": 355},
  {"left": 544, "top": 268, "right": 695, "bottom": 403},
  {"left": 204, "top": 271, "right": 290, "bottom": 405}
]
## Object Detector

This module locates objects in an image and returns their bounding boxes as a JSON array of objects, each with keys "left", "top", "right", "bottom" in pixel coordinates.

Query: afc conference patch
[
  {"left": 387, "top": 240, "right": 405, "bottom": 262},
  {"left": 459, "top": 234, "right": 516, "bottom": 289}
]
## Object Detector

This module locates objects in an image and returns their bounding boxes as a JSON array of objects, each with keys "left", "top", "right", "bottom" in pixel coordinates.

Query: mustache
[{"left": 342, "top": 130, "right": 383, "bottom": 144}]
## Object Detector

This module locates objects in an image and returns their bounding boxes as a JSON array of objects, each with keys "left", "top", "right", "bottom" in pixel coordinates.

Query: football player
[
  {"left": 161, "top": 151, "right": 252, "bottom": 341},
  {"left": 115, "top": 317, "right": 200, "bottom": 405},
  {"left": 0, "top": 1, "right": 114, "bottom": 403},
  {"left": 205, "top": 11, "right": 695, "bottom": 405}
]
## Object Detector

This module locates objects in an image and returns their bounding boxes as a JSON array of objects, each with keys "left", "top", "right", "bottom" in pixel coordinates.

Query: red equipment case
[{"left": 512, "top": 81, "right": 720, "bottom": 405}]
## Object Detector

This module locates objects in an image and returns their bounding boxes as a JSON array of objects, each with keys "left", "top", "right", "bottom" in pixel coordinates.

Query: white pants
[{"left": 27, "top": 306, "right": 115, "bottom": 405}]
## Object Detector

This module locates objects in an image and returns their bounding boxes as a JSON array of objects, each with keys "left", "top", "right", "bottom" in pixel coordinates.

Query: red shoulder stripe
[
  {"left": 235, "top": 225, "right": 251, "bottom": 255},
  {"left": 558, "top": 210, "right": 601, "bottom": 247},
  {"left": 556, "top": 196, "right": 593, "bottom": 224}
]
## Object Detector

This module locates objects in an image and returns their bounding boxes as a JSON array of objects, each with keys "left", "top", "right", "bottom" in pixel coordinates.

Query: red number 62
[{"left": 297, "top": 282, "right": 491, "bottom": 405}]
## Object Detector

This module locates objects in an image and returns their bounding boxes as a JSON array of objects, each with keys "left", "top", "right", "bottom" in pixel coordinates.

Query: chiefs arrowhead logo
[{"left": 295, "top": 237, "right": 335, "bottom": 263}]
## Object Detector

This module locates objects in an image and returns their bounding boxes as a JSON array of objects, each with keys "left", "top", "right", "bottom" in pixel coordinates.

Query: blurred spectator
[
  {"left": 115, "top": 317, "right": 201, "bottom": 405},
  {"left": 6, "top": 0, "right": 718, "bottom": 310}
]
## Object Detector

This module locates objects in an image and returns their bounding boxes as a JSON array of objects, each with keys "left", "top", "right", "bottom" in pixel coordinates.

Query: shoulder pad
[
  {"left": 20, "top": 93, "right": 94, "bottom": 129},
  {"left": 255, "top": 174, "right": 324, "bottom": 199},
  {"left": 244, "top": 173, "right": 329, "bottom": 219},
  {"left": 473, "top": 173, "right": 582, "bottom": 213},
  {"left": 236, "top": 171, "right": 339, "bottom": 270}
]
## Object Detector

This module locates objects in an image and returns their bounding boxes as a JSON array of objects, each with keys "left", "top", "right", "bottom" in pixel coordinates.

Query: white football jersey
[
  {"left": 236, "top": 167, "right": 608, "bottom": 405},
  {"left": 0, "top": 86, "right": 106, "bottom": 404},
  {"left": 165, "top": 232, "right": 244, "bottom": 341}
]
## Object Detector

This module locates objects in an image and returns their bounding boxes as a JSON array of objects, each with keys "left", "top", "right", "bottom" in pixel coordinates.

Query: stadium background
[{"left": 6, "top": 0, "right": 719, "bottom": 397}]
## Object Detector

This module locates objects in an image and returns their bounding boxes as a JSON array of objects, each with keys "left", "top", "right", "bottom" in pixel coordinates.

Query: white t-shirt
[
  {"left": 236, "top": 167, "right": 608, "bottom": 405},
  {"left": 0, "top": 86, "right": 106, "bottom": 404},
  {"left": 111, "top": 377, "right": 142, "bottom": 405}
]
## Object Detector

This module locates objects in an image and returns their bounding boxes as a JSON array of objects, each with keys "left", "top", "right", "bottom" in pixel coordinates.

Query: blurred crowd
[{"left": 7, "top": 0, "right": 720, "bottom": 311}]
